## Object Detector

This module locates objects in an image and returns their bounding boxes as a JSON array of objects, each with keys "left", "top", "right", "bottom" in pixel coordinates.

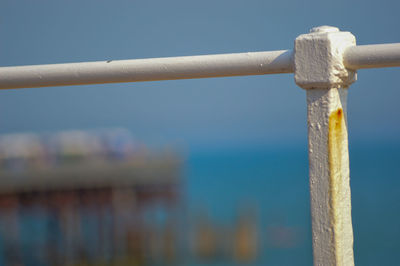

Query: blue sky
[{"left": 0, "top": 0, "right": 399, "bottom": 149}]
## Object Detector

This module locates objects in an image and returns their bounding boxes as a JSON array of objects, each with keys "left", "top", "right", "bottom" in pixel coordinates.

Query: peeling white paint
[
  {"left": 294, "top": 26, "right": 357, "bottom": 89},
  {"left": 307, "top": 88, "right": 353, "bottom": 266},
  {"left": 295, "top": 26, "right": 355, "bottom": 266}
]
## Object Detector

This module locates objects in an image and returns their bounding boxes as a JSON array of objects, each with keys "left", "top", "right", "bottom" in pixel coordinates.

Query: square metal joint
[{"left": 294, "top": 26, "right": 357, "bottom": 89}]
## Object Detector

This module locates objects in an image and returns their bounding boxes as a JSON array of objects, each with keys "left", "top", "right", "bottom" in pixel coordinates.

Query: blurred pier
[
  {"left": 0, "top": 130, "right": 182, "bottom": 265},
  {"left": 0, "top": 130, "right": 300, "bottom": 265}
]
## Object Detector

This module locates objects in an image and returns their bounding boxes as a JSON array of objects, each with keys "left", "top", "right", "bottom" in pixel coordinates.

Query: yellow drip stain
[{"left": 328, "top": 108, "right": 345, "bottom": 263}]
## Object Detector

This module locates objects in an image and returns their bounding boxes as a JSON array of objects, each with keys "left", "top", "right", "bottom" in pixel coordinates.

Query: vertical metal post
[{"left": 294, "top": 26, "right": 356, "bottom": 265}]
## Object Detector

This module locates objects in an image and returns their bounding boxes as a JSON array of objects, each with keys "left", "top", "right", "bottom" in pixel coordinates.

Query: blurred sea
[
  {"left": 185, "top": 142, "right": 400, "bottom": 266},
  {"left": 0, "top": 139, "right": 399, "bottom": 266}
]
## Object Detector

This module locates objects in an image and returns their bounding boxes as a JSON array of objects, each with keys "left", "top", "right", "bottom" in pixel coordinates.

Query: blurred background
[{"left": 0, "top": 0, "right": 399, "bottom": 265}]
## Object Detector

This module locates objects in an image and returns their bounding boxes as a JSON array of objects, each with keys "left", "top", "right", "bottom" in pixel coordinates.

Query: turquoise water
[{"left": 185, "top": 143, "right": 400, "bottom": 266}]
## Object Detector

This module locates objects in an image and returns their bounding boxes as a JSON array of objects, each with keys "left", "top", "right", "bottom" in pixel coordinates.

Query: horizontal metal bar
[
  {"left": 343, "top": 43, "right": 400, "bottom": 69},
  {"left": 0, "top": 42, "right": 398, "bottom": 90},
  {"left": 0, "top": 50, "right": 293, "bottom": 89}
]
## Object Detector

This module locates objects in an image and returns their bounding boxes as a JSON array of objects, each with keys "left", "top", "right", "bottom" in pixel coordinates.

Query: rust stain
[{"left": 328, "top": 107, "right": 345, "bottom": 263}]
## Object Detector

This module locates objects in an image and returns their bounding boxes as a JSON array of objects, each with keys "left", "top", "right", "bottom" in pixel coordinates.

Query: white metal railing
[
  {"left": 0, "top": 50, "right": 293, "bottom": 89},
  {"left": 1, "top": 25, "right": 399, "bottom": 265},
  {"left": 1, "top": 43, "right": 400, "bottom": 89}
]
